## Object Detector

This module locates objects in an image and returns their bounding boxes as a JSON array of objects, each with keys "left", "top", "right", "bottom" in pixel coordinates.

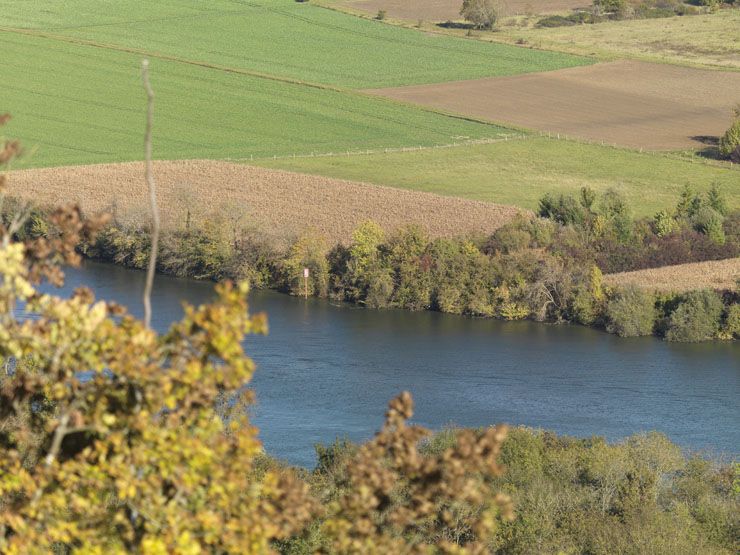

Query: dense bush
[
  {"left": 539, "top": 0, "right": 728, "bottom": 26},
  {"left": 606, "top": 286, "right": 657, "bottom": 337},
  {"left": 665, "top": 289, "right": 725, "bottom": 341},
  {"left": 460, "top": 0, "right": 497, "bottom": 29},
  {"left": 4, "top": 183, "right": 737, "bottom": 343},
  {"left": 540, "top": 186, "right": 739, "bottom": 273},
  {"left": 724, "top": 302, "right": 740, "bottom": 338},
  {"left": 719, "top": 118, "right": 740, "bottom": 162},
  {"left": 289, "top": 427, "right": 740, "bottom": 554},
  {"left": 536, "top": 12, "right": 592, "bottom": 27},
  {"left": 593, "top": 0, "right": 629, "bottom": 16}
]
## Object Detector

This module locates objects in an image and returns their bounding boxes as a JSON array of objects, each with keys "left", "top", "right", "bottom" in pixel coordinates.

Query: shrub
[
  {"left": 349, "top": 220, "right": 384, "bottom": 273},
  {"left": 282, "top": 231, "right": 330, "bottom": 297},
  {"left": 364, "top": 267, "right": 394, "bottom": 308},
  {"left": 707, "top": 183, "right": 728, "bottom": 216},
  {"left": 598, "top": 188, "right": 633, "bottom": 243},
  {"left": 387, "top": 226, "right": 433, "bottom": 310},
  {"left": 536, "top": 11, "right": 592, "bottom": 27},
  {"left": 692, "top": 206, "right": 726, "bottom": 245},
  {"left": 676, "top": 184, "right": 704, "bottom": 220},
  {"left": 722, "top": 303, "right": 740, "bottom": 339},
  {"left": 489, "top": 225, "right": 531, "bottom": 254},
  {"left": 665, "top": 289, "right": 724, "bottom": 342},
  {"left": 606, "top": 286, "right": 657, "bottom": 337},
  {"left": 718, "top": 118, "right": 740, "bottom": 162},
  {"left": 538, "top": 192, "right": 588, "bottom": 226},
  {"left": 653, "top": 209, "right": 677, "bottom": 237},
  {"left": 571, "top": 266, "right": 606, "bottom": 326},
  {"left": 460, "top": 0, "right": 497, "bottom": 29},
  {"left": 593, "top": 0, "right": 628, "bottom": 17}
]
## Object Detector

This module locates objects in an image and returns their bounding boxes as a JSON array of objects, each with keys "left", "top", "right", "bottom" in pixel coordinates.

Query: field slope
[
  {"left": 604, "top": 258, "right": 740, "bottom": 293},
  {"left": 258, "top": 138, "right": 740, "bottom": 217},
  {"left": 6, "top": 161, "right": 523, "bottom": 244},
  {"left": 2, "top": 32, "right": 509, "bottom": 168},
  {"left": 496, "top": 10, "right": 740, "bottom": 71},
  {"left": 368, "top": 60, "right": 740, "bottom": 150},
  {"left": 0, "top": 0, "right": 590, "bottom": 89}
]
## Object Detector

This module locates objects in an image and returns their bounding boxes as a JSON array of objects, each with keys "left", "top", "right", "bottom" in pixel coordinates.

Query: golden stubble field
[
  {"left": 604, "top": 258, "right": 740, "bottom": 293},
  {"left": 7, "top": 160, "right": 523, "bottom": 245}
]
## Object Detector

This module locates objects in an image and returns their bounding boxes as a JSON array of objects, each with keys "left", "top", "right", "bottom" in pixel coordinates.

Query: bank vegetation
[{"left": 6, "top": 183, "right": 736, "bottom": 342}]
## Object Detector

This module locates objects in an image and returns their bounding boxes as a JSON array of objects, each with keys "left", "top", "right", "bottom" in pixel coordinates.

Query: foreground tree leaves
[
  {"left": 0, "top": 239, "right": 512, "bottom": 552},
  {"left": 0, "top": 121, "right": 512, "bottom": 553},
  {"left": 0, "top": 242, "right": 316, "bottom": 552}
]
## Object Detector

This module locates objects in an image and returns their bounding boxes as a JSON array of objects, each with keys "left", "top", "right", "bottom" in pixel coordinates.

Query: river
[{"left": 47, "top": 261, "right": 739, "bottom": 467}]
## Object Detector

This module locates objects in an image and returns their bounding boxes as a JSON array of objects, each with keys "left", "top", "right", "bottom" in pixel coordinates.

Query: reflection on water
[{"left": 46, "top": 261, "right": 740, "bottom": 467}]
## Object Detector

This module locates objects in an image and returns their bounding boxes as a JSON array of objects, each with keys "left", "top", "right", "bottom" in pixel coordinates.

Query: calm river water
[{"left": 49, "top": 261, "right": 739, "bottom": 467}]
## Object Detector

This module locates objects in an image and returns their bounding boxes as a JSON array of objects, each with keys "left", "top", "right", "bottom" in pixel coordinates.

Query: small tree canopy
[{"left": 460, "top": 0, "right": 497, "bottom": 29}]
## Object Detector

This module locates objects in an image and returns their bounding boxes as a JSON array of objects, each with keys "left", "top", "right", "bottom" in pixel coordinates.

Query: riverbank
[
  {"left": 58, "top": 260, "right": 740, "bottom": 462},
  {"left": 6, "top": 190, "right": 736, "bottom": 343},
  {"left": 82, "top": 217, "right": 738, "bottom": 343}
]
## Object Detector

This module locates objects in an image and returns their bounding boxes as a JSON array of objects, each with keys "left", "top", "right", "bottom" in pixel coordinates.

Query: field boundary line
[
  {"left": 0, "top": 26, "right": 346, "bottom": 93},
  {"left": 243, "top": 130, "right": 737, "bottom": 171},
  {"left": 227, "top": 135, "right": 528, "bottom": 162}
]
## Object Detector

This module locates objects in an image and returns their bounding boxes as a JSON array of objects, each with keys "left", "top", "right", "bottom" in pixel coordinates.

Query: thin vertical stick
[{"left": 141, "top": 59, "right": 159, "bottom": 329}]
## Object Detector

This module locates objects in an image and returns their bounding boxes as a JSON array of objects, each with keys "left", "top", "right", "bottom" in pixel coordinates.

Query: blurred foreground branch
[{"left": 141, "top": 59, "right": 159, "bottom": 329}]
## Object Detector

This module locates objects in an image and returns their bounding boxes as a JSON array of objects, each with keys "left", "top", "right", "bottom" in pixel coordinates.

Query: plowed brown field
[
  {"left": 368, "top": 60, "right": 740, "bottom": 150},
  {"left": 7, "top": 160, "right": 522, "bottom": 244},
  {"left": 604, "top": 258, "right": 740, "bottom": 293},
  {"left": 340, "top": 0, "right": 586, "bottom": 20}
]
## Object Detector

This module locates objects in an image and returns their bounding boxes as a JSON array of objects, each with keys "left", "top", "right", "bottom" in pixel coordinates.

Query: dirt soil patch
[
  {"left": 604, "top": 258, "right": 740, "bottom": 293},
  {"left": 368, "top": 60, "right": 740, "bottom": 150},
  {"left": 340, "top": 0, "right": 586, "bottom": 21},
  {"left": 7, "top": 160, "right": 522, "bottom": 245}
]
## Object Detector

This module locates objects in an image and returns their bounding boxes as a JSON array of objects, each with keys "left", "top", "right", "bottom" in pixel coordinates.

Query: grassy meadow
[
  {"left": 494, "top": 9, "right": 740, "bottom": 71},
  {"left": 325, "top": 1, "right": 740, "bottom": 71},
  {"left": 258, "top": 138, "right": 740, "bottom": 216},
  {"left": 1, "top": 0, "right": 590, "bottom": 88}
]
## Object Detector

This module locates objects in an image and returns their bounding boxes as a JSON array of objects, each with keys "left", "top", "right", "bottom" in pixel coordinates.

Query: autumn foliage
[{"left": 0, "top": 120, "right": 512, "bottom": 552}]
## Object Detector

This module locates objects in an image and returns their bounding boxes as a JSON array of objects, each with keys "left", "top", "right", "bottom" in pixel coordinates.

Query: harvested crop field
[
  {"left": 368, "top": 60, "right": 740, "bottom": 150},
  {"left": 6, "top": 161, "right": 522, "bottom": 244},
  {"left": 339, "top": 0, "right": 586, "bottom": 21},
  {"left": 604, "top": 258, "right": 740, "bottom": 293}
]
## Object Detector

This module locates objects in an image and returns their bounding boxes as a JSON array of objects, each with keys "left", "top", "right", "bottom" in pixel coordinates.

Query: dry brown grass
[
  {"left": 368, "top": 60, "right": 740, "bottom": 151},
  {"left": 604, "top": 258, "right": 740, "bottom": 293},
  {"left": 7, "top": 160, "right": 523, "bottom": 245}
]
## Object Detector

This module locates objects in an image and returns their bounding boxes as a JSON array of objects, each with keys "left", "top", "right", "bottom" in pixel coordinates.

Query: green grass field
[
  {"left": 3, "top": 32, "right": 510, "bottom": 168},
  {"left": 0, "top": 0, "right": 590, "bottom": 89},
  {"left": 2, "top": 0, "right": 735, "bottom": 218},
  {"left": 257, "top": 138, "right": 740, "bottom": 216}
]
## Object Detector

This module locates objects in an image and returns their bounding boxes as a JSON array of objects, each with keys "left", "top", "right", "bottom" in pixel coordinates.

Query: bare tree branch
[{"left": 141, "top": 59, "right": 159, "bottom": 329}]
